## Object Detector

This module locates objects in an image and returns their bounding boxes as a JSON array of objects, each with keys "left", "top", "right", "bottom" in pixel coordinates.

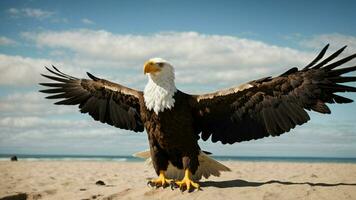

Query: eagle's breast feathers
[{"left": 144, "top": 78, "right": 177, "bottom": 114}]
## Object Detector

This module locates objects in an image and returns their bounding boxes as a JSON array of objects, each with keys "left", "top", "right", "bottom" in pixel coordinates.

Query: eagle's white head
[{"left": 143, "top": 58, "right": 177, "bottom": 114}]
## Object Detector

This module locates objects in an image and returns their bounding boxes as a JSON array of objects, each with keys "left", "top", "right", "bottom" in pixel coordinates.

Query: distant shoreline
[{"left": 1, "top": 154, "right": 356, "bottom": 163}]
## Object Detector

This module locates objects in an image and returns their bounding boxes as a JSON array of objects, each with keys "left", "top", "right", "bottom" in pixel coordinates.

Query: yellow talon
[
  {"left": 148, "top": 170, "right": 172, "bottom": 188},
  {"left": 173, "top": 169, "right": 200, "bottom": 191}
]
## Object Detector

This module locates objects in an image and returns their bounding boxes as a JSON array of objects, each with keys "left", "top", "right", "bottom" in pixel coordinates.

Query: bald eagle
[{"left": 40, "top": 44, "right": 356, "bottom": 191}]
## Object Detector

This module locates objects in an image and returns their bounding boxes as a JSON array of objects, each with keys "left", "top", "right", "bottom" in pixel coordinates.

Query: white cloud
[
  {"left": 7, "top": 8, "right": 20, "bottom": 15},
  {"left": 22, "top": 30, "right": 311, "bottom": 65},
  {"left": 22, "top": 30, "right": 316, "bottom": 89},
  {"left": 0, "top": 116, "right": 89, "bottom": 128},
  {"left": 0, "top": 91, "right": 75, "bottom": 116},
  {"left": 22, "top": 8, "right": 53, "bottom": 19},
  {"left": 0, "top": 36, "right": 17, "bottom": 46},
  {"left": 300, "top": 33, "right": 356, "bottom": 53},
  {"left": 51, "top": 17, "right": 68, "bottom": 23},
  {"left": 7, "top": 7, "right": 54, "bottom": 19},
  {"left": 0, "top": 54, "right": 88, "bottom": 86},
  {"left": 0, "top": 54, "right": 61, "bottom": 86},
  {"left": 81, "top": 18, "right": 95, "bottom": 25},
  {"left": 0, "top": 116, "right": 42, "bottom": 128}
]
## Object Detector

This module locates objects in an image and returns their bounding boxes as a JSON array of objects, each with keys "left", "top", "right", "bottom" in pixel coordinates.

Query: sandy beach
[{"left": 1, "top": 160, "right": 356, "bottom": 200}]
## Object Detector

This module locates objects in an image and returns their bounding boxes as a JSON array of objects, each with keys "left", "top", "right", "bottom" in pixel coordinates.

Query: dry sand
[{"left": 1, "top": 161, "right": 356, "bottom": 200}]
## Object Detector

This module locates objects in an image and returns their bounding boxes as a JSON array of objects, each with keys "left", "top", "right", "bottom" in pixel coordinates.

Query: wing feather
[
  {"left": 40, "top": 66, "right": 144, "bottom": 132},
  {"left": 191, "top": 45, "right": 356, "bottom": 143},
  {"left": 312, "top": 45, "right": 347, "bottom": 69},
  {"left": 303, "top": 44, "right": 330, "bottom": 69}
]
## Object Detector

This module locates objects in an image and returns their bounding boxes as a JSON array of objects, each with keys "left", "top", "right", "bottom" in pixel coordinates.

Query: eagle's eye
[{"left": 157, "top": 63, "right": 164, "bottom": 68}]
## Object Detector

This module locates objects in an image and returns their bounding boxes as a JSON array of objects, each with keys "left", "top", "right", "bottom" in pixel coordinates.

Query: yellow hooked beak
[{"left": 144, "top": 61, "right": 161, "bottom": 74}]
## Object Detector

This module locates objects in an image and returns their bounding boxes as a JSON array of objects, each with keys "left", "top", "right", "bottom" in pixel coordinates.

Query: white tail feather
[{"left": 133, "top": 150, "right": 231, "bottom": 180}]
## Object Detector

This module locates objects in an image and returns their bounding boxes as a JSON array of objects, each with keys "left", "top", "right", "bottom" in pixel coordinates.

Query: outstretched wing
[
  {"left": 40, "top": 66, "right": 144, "bottom": 132},
  {"left": 192, "top": 44, "right": 356, "bottom": 144}
]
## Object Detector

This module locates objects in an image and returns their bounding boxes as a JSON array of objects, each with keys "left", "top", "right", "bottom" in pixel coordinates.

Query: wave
[{"left": 0, "top": 155, "right": 136, "bottom": 162}]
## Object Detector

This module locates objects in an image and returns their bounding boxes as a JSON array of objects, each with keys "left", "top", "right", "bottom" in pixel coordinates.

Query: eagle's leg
[
  {"left": 171, "top": 156, "right": 200, "bottom": 191},
  {"left": 147, "top": 170, "right": 172, "bottom": 188},
  {"left": 172, "top": 169, "right": 200, "bottom": 191},
  {"left": 147, "top": 137, "right": 172, "bottom": 188}
]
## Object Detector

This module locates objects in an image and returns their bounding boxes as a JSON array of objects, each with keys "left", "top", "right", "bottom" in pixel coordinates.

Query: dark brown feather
[
  {"left": 192, "top": 45, "right": 356, "bottom": 144},
  {"left": 310, "top": 101, "right": 331, "bottom": 114},
  {"left": 328, "top": 76, "right": 356, "bottom": 83},
  {"left": 40, "top": 66, "right": 144, "bottom": 132},
  {"left": 312, "top": 45, "right": 347, "bottom": 69},
  {"left": 328, "top": 66, "right": 356, "bottom": 76},
  {"left": 324, "top": 54, "right": 356, "bottom": 70},
  {"left": 332, "top": 94, "right": 354, "bottom": 103},
  {"left": 303, "top": 44, "right": 329, "bottom": 70},
  {"left": 41, "top": 74, "right": 71, "bottom": 83}
]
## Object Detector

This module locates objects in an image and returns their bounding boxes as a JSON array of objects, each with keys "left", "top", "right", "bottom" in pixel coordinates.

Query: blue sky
[{"left": 1, "top": 0, "right": 356, "bottom": 157}]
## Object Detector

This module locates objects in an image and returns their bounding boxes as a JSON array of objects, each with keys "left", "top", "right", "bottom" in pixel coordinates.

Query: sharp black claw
[
  {"left": 147, "top": 181, "right": 154, "bottom": 188},
  {"left": 180, "top": 186, "right": 186, "bottom": 192},
  {"left": 170, "top": 182, "right": 175, "bottom": 188},
  {"left": 170, "top": 182, "right": 175, "bottom": 190}
]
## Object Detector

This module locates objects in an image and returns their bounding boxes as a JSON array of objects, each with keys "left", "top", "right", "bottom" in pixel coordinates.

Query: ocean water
[
  {"left": 0, "top": 154, "right": 139, "bottom": 162},
  {"left": 1, "top": 154, "right": 356, "bottom": 163}
]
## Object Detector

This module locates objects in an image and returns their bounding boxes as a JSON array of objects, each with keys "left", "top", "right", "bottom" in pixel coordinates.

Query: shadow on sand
[{"left": 201, "top": 179, "right": 356, "bottom": 188}]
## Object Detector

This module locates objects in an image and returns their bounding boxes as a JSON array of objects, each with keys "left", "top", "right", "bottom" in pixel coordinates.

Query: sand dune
[{"left": 1, "top": 161, "right": 356, "bottom": 200}]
